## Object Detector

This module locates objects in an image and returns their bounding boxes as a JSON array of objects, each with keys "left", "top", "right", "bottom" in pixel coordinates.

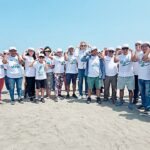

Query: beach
[{"left": 0, "top": 88, "right": 150, "bottom": 150}]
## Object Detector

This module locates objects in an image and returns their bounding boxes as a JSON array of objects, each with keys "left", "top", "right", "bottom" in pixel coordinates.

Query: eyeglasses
[{"left": 109, "top": 50, "right": 114, "bottom": 53}]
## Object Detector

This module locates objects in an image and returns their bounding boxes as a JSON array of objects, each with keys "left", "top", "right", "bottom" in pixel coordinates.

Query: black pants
[
  {"left": 26, "top": 77, "right": 35, "bottom": 98},
  {"left": 134, "top": 75, "right": 139, "bottom": 100}
]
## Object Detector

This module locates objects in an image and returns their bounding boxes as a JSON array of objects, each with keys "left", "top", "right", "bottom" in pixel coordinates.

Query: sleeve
[{"left": 33, "top": 61, "right": 37, "bottom": 68}]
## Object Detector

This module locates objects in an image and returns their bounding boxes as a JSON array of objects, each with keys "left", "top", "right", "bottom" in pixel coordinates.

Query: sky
[{"left": 0, "top": 0, "right": 150, "bottom": 53}]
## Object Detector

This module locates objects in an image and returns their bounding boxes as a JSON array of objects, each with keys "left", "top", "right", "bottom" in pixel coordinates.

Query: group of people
[{"left": 0, "top": 41, "right": 150, "bottom": 113}]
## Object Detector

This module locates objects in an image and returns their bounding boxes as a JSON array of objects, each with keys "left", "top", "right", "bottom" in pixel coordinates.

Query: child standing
[{"left": 30, "top": 53, "right": 48, "bottom": 103}]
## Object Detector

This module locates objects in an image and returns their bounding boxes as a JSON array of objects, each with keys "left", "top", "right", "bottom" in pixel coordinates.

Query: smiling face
[
  {"left": 135, "top": 43, "right": 141, "bottom": 51},
  {"left": 39, "top": 56, "right": 44, "bottom": 63},
  {"left": 80, "top": 42, "right": 87, "bottom": 50},
  {"left": 28, "top": 50, "right": 34, "bottom": 56},
  {"left": 122, "top": 47, "right": 129, "bottom": 55},
  {"left": 108, "top": 50, "right": 114, "bottom": 57},
  {"left": 68, "top": 48, "right": 74, "bottom": 55},
  {"left": 91, "top": 49, "right": 98, "bottom": 56},
  {"left": 141, "top": 44, "right": 150, "bottom": 54},
  {"left": 57, "top": 51, "right": 63, "bottom": 57}
]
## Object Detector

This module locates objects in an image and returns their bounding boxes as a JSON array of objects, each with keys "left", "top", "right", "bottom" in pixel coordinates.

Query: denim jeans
[
  {"left": 5, "top": 75, "right": 9, "bottom": 91},
  {"left": 138, "top": 79, "right": 150, "bottom": 109},
  {"left": 134, "top": 75, "right": 139, "bottom": 100},
  {"left": 8, "top": 77, "right": 23, "bottom": 101},
  {"left": 78, "top": 69, "right": 88, "bottom": 96}
]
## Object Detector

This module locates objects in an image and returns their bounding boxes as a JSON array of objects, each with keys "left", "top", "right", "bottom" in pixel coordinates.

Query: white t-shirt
[
  {"left": 33, "top": 61, "right": 47, "bottom": 80},
  {"left": 45, "top": 56, "right": 54, "bottom": 73},
  {"left": 88, "top": 56, "right": 100, "bottom": 77},
  {"left": 104, "top": 56, "right": 118, "bottom": 76},
  {"left": 53, "top": 56, "right": 65, "bottom": 74},
  {"left": 75, "top": 49, "right": 86, "bottom": 69},
  {"left": 24, "top": 56, "right": 36, "bottom": 77},
  {"left": 133, "top": 51, "right": 142, "bottom": 75},
  {"left": 138, "top": 53, "right": 150, "bottom": 80},
  {"left": 118, "top": 53, "right": 134, "bottom": 77},
  {"left": 65, "top": 55, "right": 78, "bottom": 74},
  {"left": 0, "top": 59, "right": 5, "bottom": 78},
  {"left": 6, "top": 56, "right": 23, "bottom": 78}
]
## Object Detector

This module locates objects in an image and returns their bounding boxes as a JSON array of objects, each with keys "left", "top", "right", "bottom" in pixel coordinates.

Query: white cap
[
  {"left": 9, "top": 47, "right": 17, "bottom": 51},
  {"left": 28, "top": 47, "right": 35, "bottom": 51},
  {"left": 56, "top": 48, "right": 63, "bottom": 52},
  {"left": 122, "top": 44, "right": 129, "bottom": 49},
  {"left": 39, "top": 53, "right": 45, "bottom": 57},
  {"left": 135, "top": 41, "right": 142, "bottom": 45},
  {"left": 3, "top": 50, "right": 9, "bottom": 53},
  {"left": 68, "top": 45, "right": 74, "bottom": 49},
  {"left": 91, "top": 46, "right": 98, "bottom": 51},
  {"left": 108, "top": 47, "right": 115, "bottom": 51},
  {"left": 116, "top": 46, "right": 122, "bottom": 49},
  {"left": 142, "top": 41, "right": 150, "bottom": 46}
]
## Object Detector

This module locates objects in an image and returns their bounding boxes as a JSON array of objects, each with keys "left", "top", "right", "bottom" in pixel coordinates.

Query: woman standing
[
  {"left": 22, "top": 48, "right": 36, "bottom": 101},
  {"left": 2, "top": 47, "right": 24, "bottom": 105},
  {"left": 43, "top": 47, "right": 54, "bottom": 98}
]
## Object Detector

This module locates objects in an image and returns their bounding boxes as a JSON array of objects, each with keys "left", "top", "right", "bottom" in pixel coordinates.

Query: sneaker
[
  {"left": 128, "top": 103, "right": 134, "bottom": 110},
  {"left": 18, "top": 98, "right": 24, "bottom": 104},
  {"left": 11, "top": 101, "right": 15, "bottom": 105},
  {"left": 133, "top": 99, "right": 138, "bottom": 104},
  {"left": 137, "top": 105, "right": 145, "bottom": 110},
  {"left": 103, "top": 98, "right": 109, "bottom": 102},
  {"left": 34, "top": 98, "right": 39, "bottom": 104},
  {"left": 116, "top": 100, "right": 124, "bottom": 106},
  {"left": 78, "top": 95, "right": 83, "bottom": 100},
  {"left": 72, "top": 93, "right": 78, "bottom": 99},
  {"left": 66, "top": 94, "right": 70, "bottom": 99},
  {"left": 86, "top": 97, "right": 91, "bottom": 104},
  {"left": 143, "top": 109, "right": 150, "bottom": 115},
  {"left": 54, "top": 97, "right": 60, "bottom": 102},
  {"left": 97, "top": 97, "right": 102, "bottom": 104},
  {"left": 58, "top": 94, "right": 64, "bottom": 99},
  {"left": 30, "top": 97, "right": 34, "bottom": 102},
  {"left": 41, "top": 98, "right": 45, "bottom": 103}
]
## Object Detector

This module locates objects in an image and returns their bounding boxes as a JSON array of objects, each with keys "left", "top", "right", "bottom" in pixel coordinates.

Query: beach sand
[{"left": 0, "top": 86, "right": 150, "bottom": 150}]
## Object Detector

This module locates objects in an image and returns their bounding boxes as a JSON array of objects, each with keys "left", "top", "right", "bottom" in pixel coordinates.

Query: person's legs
[
  {"left": 4, "top": 75, "right": 9, "bottom": 91},
  {"left": 84, "top": 75, "right": 88, "bottom": 96},
  {"left": 66, "top": 74, "right": 71, "bottom": 95},
  {"left": 87, "top": 77, "right": 94, "bottom": 98},
  {"left": 0, "top": 78, "right": 4, "bottom": 102},
  {"left": 145, "top": 80, "right": 150, "bottom": 110},
  {"left": 8, "top": 77, "right": 15, "bottom": 102},
  {"left": 104, "top": 76, "right": 111, "bottom": 100},
  {"left": 133, "top": 75, "right": 139, "bottom": 103},
  {"left": 78, "top": 69, "right": 84, "bottom": 96},
  {"left": 138, "top": 79, "right": 146, "bottom": 107},
  {"left": 58, "top": 74, "right": 64, "bottom": 96},
  {"left": 111, "top": 75, "right": 117, "bottom": 102},
  {"left": 16, "top": 77, "right": 23, "bottom": 99}
]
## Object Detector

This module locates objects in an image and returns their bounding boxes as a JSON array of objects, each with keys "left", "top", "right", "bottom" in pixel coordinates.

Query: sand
[{"left": 0, "top": 88, "right": 150, "bottom": 150}]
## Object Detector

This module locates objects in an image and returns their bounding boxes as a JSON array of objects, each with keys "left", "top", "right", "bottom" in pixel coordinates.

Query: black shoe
[
  {"left": 72, "top": 93, "right": 78, "bottom": 99},
  {"left": 137, "top": 105, "right": 145, "bottom": 110},
  {"left": 41, "top": 98, "right": 45, "bottom": 103},
  {"left": 86, "top": 97, "right": 91, "bottom": 104},
  {"left": 97, "top": 97, "right": 102, "bottom": 104},
  {"left": 18, "top": 98, "right": 24, "bottom": 104},
  {"left": 58, "top": 94, "right": 64, "bottom": 99},
  {"left": 66, "top": 94, "right": 70, "bottom": 99},
  {"left": 133, "top": 99, "right": 138, "bottom": 104},
  {"left": 30, "top": 97, "right": 34, "bottom": 102}
]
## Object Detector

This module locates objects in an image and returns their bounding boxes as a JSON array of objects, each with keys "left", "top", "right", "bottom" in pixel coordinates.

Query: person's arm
[
  {"left": 29, "top": 60, "right": 36, "bottom": 67},
  {"left": 16, "top": 53, "right": 23, "bottom": 64},
  {"left": 64, "top": 52, "right": 69, "bottom": 61},
  {"left": 2, "top": 54, "right": 8, "bottom": 64},
  {"left": 142, "top": 49, "right": 150, "bottom": 61},
  {"left": 114, "top": 52, "right": 119, "bottom": 63},
  {"left": 22, "top": 50, "right": 27, "bottom": 60}
]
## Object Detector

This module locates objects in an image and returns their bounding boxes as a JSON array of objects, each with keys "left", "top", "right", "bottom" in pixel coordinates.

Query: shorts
[
  {"left": 117, "top": 76, "right": 135, "bottom": 90},
  {"left": 87, "top": 77, "right": 101, "bottom": 90},
  {"left": 46, "top": 72, "right": 54, "bottom": 90},
  {"left": 66, "top": 73, "right": 77, "bottom": 85},
  {"left": 36, "top": 79, "right": 46, "bottom": 89}
]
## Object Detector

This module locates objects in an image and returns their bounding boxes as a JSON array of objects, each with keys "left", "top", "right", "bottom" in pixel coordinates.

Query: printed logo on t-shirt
[
  {"left": 38, "top": 66, "right": 45, "bottom": 76},
  {"left": 120, "top": 60, "right": 131, "bottom": 66},
  {"left": 139, "top": 60, "right": 150, "bottom": 67}
]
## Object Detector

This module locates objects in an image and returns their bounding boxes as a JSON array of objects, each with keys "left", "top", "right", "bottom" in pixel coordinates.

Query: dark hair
[
  {"left": 26, "top": 51, "right": 36, "bottom": 60},
  {"left": 43, "top": 46, "right": 52, "bottom": 56}
]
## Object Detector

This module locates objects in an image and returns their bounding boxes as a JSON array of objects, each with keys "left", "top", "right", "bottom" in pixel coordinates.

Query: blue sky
[{"left": 0, "top": 0, "right": 150, "bottom": 52}]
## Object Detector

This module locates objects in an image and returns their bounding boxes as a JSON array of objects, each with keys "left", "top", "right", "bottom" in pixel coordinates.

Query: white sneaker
[{"left": 78, "top": 95, "right": 83, "bottom": 100}]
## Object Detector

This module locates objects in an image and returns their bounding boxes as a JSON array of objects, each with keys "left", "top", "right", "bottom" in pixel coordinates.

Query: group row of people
[{"left": 0, "top": 41, "right": 150, "bottom": 113}]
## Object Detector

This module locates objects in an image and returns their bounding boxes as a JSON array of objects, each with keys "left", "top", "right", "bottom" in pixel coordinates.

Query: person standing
[
  {"left": 81, "top": 47, "right": 105, "bottom": 104},
  {"left": 2, "top": 47, "right": 24, "bottom": 105},
  {"left": 64, "top": 46, "right": 78, "bottom": 99},
  {"left": 114, "top": 44, "right": 135, "bottom": 109},
  {"left": 104, "top": 47, "right": 118, "bottom": 104},
  {"left": 132, "top": 41, "right": 142, "bottom": 104},
  {"left": 22, "top": 48, "right": 36, "bottom": 101}
]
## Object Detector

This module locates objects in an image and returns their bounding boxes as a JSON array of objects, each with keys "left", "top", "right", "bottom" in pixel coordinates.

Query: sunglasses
[
  {"left": 81, "top": 45, "right": 86, "bottom": 47},
  {"left": 109, "top": 50, "right": 114, "bottom": 53},
  {"left": 122, "top": 48, "right": 129, "bottom": 50}
]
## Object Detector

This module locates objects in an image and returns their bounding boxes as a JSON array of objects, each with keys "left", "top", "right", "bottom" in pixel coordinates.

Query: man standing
[
  {"left": 81, "top": 47, "right": 105, "bottom": 104},
  {"left": 114, "top": 44, "right": 135, "bottom": 109}
]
